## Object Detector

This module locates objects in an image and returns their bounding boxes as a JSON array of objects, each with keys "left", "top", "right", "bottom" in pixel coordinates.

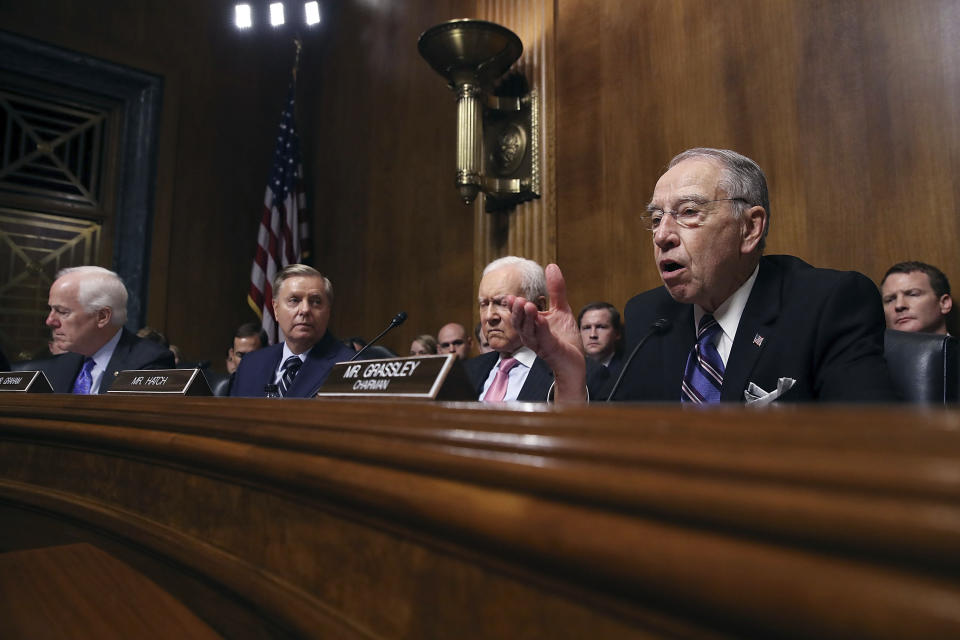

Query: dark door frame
[{"left": 0, "top": 30, "right": 163, "bottom": 330}]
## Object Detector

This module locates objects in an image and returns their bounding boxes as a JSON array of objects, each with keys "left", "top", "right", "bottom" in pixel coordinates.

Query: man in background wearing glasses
[{"left": 508, "top": 147, "right": 896, "bottom": 404}]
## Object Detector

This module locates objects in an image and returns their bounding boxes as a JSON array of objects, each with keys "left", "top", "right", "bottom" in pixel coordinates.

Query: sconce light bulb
[
  {"left": 270, "top": 2, "right": 285, "bottom": 26},
  {"left": 305, "top": 1, "right": 321, "bottom": 26},
  {"left": 235, "top": 4, "right": 252, "bottom": 29}
]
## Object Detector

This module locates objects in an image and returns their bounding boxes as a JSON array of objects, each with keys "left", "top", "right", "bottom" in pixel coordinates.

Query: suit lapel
[
  {"left": 518, "top": 357, "right": 553, "bottom": 401},
  {"left": 99, "top": 328, "right": 132, "bottom": 393},
  {"left": 659, "top": 304, "right": 695, "bottom": 400},
  {"left": 466, "top": 352, "right": 498, "bottom": 397},
  {"left": 722, "top": 259, "right": 781, "bottom": 402},
  {"left": 51, "top": 353, "right": 84, "bottom": 393},
  {"left": 290, "top": 334, "right": 342, "bottom": 397}
]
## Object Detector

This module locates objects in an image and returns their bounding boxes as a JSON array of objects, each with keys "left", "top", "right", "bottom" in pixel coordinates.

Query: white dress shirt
[
  {"left": 692, "top": 265, "right": 759, "bottom": 365},
  {"left": 88, "top": 328, "right": 123, "bottom": 392},
  {"left": 479, "top": 346, "right": 537, "bottom": 402}
]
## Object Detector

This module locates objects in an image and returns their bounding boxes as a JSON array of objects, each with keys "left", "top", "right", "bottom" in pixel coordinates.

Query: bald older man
[
  {"left": 34, "top": 266, "right": 174, "bottom": 393},
  {"left": 437, "top": 322, "right": 473, "bottom": 360}
]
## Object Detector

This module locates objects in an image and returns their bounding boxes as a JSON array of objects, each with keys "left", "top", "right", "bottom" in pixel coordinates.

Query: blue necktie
[
  {"left": 72, "top": 357, "right": 96, "bottom": 395},
  {"left": 278, "top": 355, "right": 302, "bottom": 397},
  {"left": 681, "top": 315, "right": 725, "bottom": 403}
]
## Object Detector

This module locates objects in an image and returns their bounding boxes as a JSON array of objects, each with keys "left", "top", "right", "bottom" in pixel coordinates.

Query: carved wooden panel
[
  {"left": 0, "top": 208, "right": 101, "bottom": 359},
  {"left": 474, "top": 0, "right": 556, "bottom": 275},
  {"left": 0, "top": 79, "right": 118, "bottom": 218}
]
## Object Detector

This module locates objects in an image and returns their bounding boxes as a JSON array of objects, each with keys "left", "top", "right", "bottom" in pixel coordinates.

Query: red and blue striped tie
[{"left": 681, "top": 315, "right": 724, "bottom": 404}]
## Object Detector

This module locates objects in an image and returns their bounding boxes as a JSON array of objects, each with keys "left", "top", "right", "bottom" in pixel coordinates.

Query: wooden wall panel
[
  {"left": 474, "top": 0, "right": 557, "bottom": 273},
  {"left": 555, "top": 0, "right": 960, "bottom": 318},
  {"left": 302, "top": 0, "right": 477, "bottom": 354}
]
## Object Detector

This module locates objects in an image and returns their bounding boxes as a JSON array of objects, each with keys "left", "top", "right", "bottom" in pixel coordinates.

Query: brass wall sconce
[{"left": 418, "top": 19, "right": 540, "bottom": 211}]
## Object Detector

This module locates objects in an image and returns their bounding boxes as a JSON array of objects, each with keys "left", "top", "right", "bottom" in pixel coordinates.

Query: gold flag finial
[{"left": 292, "top": 37, "right": 303, "bottom": 80}]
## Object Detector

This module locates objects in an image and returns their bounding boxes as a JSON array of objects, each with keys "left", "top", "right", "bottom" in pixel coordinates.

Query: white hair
[
  {"left": 482, "top": 256, "right": 546, "bottom": 301},
  {"left": 56, "top": 266, "right": 128, "bottom": 326},
  {"left": 668, "top": 147, "right": 771, "bottom": 250}
]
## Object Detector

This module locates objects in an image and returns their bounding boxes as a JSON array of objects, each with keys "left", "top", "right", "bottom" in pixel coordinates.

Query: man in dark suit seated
[
  {"left": 578, "top": 302, "right": 624, "bottom": 381},
  {"left": 462, "top": 257, "right": 557, "bottom": 402},
  {"left": 507, "top": 148, "right": 898, "bottom": 404},
  {"left": 33, "top": 266, "right": 175, "bottom": 393},
  {"left": 880, "top": 261, "right": 953, "bottom": 335},
  {"left": 210, "top": 322, "right": 268, "bottom": 396},
  {"left": 231, "top": 264, "right": 354, "bottom": 398}
]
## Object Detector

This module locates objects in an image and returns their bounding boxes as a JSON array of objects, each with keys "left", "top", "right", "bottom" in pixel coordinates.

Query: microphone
[
  {"left": 350, "top": 311, "right": 407, "bottom": 361},
  {"left": 606, "top": 318, "right": 671, "bottom": 401}
]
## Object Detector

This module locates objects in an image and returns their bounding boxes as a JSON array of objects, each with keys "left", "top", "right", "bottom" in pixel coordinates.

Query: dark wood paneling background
[
  {"left": 302, "top": 0, "right": 476, "bottom": 356},
  {"left": 556, "top": 0, "right": 960, "bottom": 316},
  {"left": 4, "top": 0, "right": 960, "bottom": 366}
]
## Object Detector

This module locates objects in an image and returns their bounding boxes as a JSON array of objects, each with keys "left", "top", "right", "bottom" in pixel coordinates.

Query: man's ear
[
  {"left": 95, "top": 307, "right": 112, "bottom": 329},
  {"left": 740, "top": 205, "right": 767, "bottom": 254},
  {"left": 535, "top": 295, "right": 547, "bottom": 312},
  {"left": 940, "top": 293, "right": 953, "bottom": 316}
]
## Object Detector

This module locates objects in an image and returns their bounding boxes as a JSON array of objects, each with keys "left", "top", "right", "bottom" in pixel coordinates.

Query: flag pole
[
  {"left": 292, "top": 37, "right": 302, "bottom": 81},
  {"left": 246, "top": 37, "right": 312, "bottom": 342}
]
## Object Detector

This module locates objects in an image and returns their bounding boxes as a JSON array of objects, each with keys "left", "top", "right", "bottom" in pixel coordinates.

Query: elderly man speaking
[
  {"left": 37, "top": 266, "right": 175, "bottom": 393},
  {"left": 508, "top": 148, "right": 897, "bottom": 404}
]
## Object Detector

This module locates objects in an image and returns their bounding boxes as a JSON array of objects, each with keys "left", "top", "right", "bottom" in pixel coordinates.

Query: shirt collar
[
  {"left": 90, "top": 328, "right": 123, "bottom": 369},
  {"left": 694, "top": 264, "right": 760, "bottom": 343},
  {"left": 281, "top": 341, "right": 310, "bottom": 363},
  {"left": 501, "top": 345, "right": 536, "bottom": 369}
]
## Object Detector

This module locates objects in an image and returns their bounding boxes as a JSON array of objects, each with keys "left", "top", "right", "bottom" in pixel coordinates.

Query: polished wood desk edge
[
  {"left": 3, "top": 397, "right": 960, "bottom": 637},
  {"left": 0, "top": 479, "right": 380, "bottom": 640},
  {"left": 2, "top": 397, "right": 959, "bottom": 569}
]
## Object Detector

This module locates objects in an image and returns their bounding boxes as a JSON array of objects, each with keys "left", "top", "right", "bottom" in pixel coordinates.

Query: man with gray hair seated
[
  {"left": 462, "top": 256, "right": 557, "bottom": 402},
  {"left": 34, "top": 266, "right": 175, "bottom": 393},
  {"left": 231, "top": 263, "right": 354, "bottom": 397},
  {"left": 508, "top": 148, "right": 897, "bottom": 404}
]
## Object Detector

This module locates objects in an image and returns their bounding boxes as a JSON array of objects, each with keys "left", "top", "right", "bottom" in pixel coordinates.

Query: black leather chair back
[{"left": 884, "top": 329, "right": 959, "bottom": 404}]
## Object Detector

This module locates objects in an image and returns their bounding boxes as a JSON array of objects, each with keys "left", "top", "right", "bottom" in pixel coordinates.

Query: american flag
[{"left": 247, "top": 80, "right": 310, "bottom": 344}]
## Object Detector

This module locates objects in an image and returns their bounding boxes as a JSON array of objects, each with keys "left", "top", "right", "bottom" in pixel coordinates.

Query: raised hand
[{"left": 506, "top": 264, "right": 587, "bottom": 403}]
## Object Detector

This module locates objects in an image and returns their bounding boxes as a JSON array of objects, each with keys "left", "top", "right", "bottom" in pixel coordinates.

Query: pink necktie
[{"left": 484, "top": 357, "right": 519, "bottom": 402}]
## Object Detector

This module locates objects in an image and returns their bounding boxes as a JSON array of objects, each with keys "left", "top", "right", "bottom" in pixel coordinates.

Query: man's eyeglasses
[
  {"left": 639, "top": 198, "right": 748, "bottom": 232},
  {"left": 439, "top": 339, "right": 465, "bottom": 349}
]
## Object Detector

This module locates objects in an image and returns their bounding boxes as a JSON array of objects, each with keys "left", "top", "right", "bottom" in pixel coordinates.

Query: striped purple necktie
[{"left": 681, "top": 315, "right": 724, "bottom": 404}]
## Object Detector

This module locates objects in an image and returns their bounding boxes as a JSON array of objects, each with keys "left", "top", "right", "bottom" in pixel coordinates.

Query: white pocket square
[{"left": 744, "top": 377, "right": 796, "bottom": 405}]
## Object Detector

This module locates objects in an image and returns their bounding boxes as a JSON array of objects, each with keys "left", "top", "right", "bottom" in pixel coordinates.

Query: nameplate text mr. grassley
[{"left": 341, "top": 360, "right": 422, "bottom": 391}]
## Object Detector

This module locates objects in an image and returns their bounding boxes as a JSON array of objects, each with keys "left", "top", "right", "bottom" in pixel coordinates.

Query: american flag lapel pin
[{"left": 753, "top": 334, "right": 764, "bottom": 347}]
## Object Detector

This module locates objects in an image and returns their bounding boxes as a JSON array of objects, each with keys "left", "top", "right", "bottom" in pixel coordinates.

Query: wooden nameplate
[
  {"left": 107, "top": 369, "right": 212, "bottom": 396},
  {"left": 0, "top": 370, "right": 53, "bottom": 393},
  {"left": 316, "top": 355, "right": 475, "bottom": 400}
]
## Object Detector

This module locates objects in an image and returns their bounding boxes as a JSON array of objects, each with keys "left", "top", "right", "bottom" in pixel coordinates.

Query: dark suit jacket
[
  {"left": 463, "top": 350, "right": 555, "bottom": 401},
  {"left": 230, "top": 331, "right": 354, "bottom": 398},
  {"left": 603, "top": 255, "right": 897, "bottom": 403},
  {"left": 26, "top": 328, "right": 176, "bottom": 394},
  {"left": 587, "top": 350, "right": 625, "bottom": 391}
]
